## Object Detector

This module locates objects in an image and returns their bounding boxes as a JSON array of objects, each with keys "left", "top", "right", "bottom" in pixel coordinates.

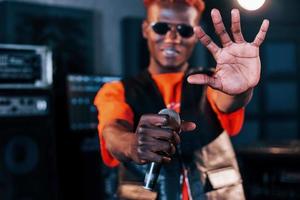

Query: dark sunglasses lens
[
  {"left": 177, "top": 24, "right": 194, "bottom": 38},
  {"left": 152, "top": 23, "right": 169, "bottom": 35}
]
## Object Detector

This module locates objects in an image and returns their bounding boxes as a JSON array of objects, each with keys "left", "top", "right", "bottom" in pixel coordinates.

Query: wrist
[
  {"left": 125, "top": 133, "right": 139, "bottom": 162},
  {"left": 211, "top": 87, "right": 253, "bottom": 113},
  {"left": 113, "top": 132, "right": 138, "bottom": 162},
  {"left": 103, "top": 123, "right": 138, "bottom": 163}
]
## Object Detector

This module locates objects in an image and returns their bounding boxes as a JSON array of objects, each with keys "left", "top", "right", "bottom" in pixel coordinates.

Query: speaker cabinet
[{"left": 0, "top": 90, "right": 58, "bottom": 200}]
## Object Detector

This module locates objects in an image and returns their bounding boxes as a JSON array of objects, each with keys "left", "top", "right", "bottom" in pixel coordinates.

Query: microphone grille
[{"left": 158, "top": 108, "right": 181, "bottom": 125}]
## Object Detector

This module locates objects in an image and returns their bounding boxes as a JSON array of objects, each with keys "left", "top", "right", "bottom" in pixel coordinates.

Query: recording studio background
[{"left": 0, "top": 0, "right": 299, "bottom": 199}]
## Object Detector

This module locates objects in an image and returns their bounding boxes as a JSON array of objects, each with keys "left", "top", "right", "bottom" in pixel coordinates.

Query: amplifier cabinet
[{"left": 0, "top": 90, "right": 58, "bottom": 200}]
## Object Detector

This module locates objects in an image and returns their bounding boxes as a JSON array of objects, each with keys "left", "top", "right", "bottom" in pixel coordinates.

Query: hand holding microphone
[
  {"left": 133, "top": 109, "right": 181, "bottom": 165},
  {"left": 132, "top": 109, "right": 196, "bottom": 190},
  {"left": 143, "top": 109, "right": 181, "bottom": 190}
]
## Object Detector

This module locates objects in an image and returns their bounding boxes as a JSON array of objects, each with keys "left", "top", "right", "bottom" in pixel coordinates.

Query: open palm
[{"left": 188, "top": 9, "right": 269, "bottom": 95}]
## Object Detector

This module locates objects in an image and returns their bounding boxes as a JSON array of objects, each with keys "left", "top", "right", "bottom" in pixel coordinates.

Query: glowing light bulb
[{"left": 237, "top": 0, "right": 266, "bottom": 11}]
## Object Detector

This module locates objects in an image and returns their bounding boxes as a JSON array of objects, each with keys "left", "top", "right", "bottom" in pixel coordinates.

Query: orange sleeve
[
  {"left": 206, "top": 87, "right": 245, "bottom": 136},
  {"left": 94, "top": 81, "right": 134, "bottom": 167}
]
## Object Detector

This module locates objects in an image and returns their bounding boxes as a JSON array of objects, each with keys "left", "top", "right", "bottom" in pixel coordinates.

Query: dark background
[{"left": 0, "top": 0, "right": 299, "bottom": 199}]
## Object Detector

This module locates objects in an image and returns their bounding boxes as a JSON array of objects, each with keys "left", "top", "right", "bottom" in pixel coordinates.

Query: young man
[{"left": 94, "top": 0, "right": 269, "bottom": 199}]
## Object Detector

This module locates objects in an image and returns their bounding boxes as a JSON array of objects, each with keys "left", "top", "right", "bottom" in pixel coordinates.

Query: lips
[{"left": 161, "top": 47, "right": 180, "bottom": 58}]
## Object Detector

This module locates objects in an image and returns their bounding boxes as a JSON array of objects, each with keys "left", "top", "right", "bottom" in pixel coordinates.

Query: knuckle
[
  {"left": 138, "top": 133, "right": 147, "bottom": 141},
  {"left": 197, "top": 32, "right": 206, "bottom": 41},
  {"left": 169, "top": 142, "right": 175, "bottom": 151},
  {"left": 137, "top": 146, "right": 146, "bottom": 155},
  {"left": 136, "top": 126, "right": 145, "bottom": 134},
  {"left": 139, "top": 116, "right": 144, "bottom": 122},
  {"left": 139, "top": 114, "right": 151, "bottom": 123},
  {"left": 231, "top": 27, "right": 240, "bottom": 34},
  {"left": 167, "top": 146, "right": 173, "bottom": 154},
  {"left": 258, "top": 36, "right": 264, "bottom": 41},
  {"left": 137, "top": 147, "right": 143, "bottom": 155},
  {"left": 137, "top": 138, "right": 144, "bottom": 146},
  {"left": 163, "top": 129, "right": 173, "bottom": 137},
  {"left": 170, "top": 144, "right": 176, "bottom": 154},
  {"left": 203, "top": 37, "right": 211, "bottom": 45},
  {"left": 140, "top": 114, "right": 148, "bottom": 121},
  {"left": 173, "top": 134, "right": 180, "bottom": 144},
  {"left": 161, "top": 142, "right": 169, "bottom": 151},
  {"left": 216, "top": 29, "right": 226, "bottom": 36}
]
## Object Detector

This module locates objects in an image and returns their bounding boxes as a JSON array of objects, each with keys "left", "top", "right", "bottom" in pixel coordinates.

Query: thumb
[
  {"left": 180, "top": 121, "right": 196, "bottom": 132},
  {"left": 187, "top": 74, "right": 221, "bottom": 89}
]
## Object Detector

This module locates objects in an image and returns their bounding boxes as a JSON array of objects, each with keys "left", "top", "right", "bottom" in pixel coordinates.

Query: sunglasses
[{"left": 150, "top": 22, "right": 194, "bottom": 38}]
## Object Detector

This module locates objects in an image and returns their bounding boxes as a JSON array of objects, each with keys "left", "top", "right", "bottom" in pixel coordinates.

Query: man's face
[{"left": 143, "top": 2, "right": 200, "bottom": 73}]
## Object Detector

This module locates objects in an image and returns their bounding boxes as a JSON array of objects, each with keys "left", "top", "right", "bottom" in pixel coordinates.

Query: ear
[{"left": 142, "top": 20, "right": 149, "bottom": 39}]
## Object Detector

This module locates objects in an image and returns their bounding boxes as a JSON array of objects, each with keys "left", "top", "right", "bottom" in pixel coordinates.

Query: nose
[{"left": 164, "top": 26, "right": 181, "bottom": 44}]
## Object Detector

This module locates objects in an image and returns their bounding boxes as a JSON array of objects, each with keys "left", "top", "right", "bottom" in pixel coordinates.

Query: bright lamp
[{"left": 237, "top": 0, "right": 266, "bottom": 11}]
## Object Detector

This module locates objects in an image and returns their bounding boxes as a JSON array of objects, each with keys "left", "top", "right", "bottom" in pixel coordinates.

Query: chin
[
  {"left": 161, "top": 59, "right": 179, "bottom": 66},
  {"left": 154, "top": 57, "right": 187, "bottom": 72},
  {"left": 161, "top": 64, "right": 183, "bottom": 72}
]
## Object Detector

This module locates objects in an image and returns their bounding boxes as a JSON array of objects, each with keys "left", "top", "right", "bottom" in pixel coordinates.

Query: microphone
[{"left": 143, "top": 108, "right": 181, "bottom": 191}]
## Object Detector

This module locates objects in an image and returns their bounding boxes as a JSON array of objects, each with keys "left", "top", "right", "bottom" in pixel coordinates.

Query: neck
[{"left": 148, "top": 57, "right": 188, "bottom": 74}]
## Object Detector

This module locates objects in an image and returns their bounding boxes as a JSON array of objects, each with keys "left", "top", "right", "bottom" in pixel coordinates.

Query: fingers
[
  {"left": 231, "top": 9, "right": 245, "bottom": 43},
  {"left": 187, "top": 74, "right": 222, "bottom": 90},
  {"left": 136, "top": 114, "right": 180, "bottom": 163},
  {"left": 252, "top": 19, "right": 270, "bottom": 47},
  {"left": 138, "top": 114, "right": 168, "bottom": 127},
  {"left": 211, "top": 8, "right": 233, "bottom": 47},
  {"left": 194, "top": 26, "right": 220, "bottom": 57},
  {"left": 136, "top": 128, "right": 177, "bottom": 163},
  {"left": 160, "top": 114, "right": 181, "bottom": 132},
  {"left": 136, "top": 125, "right": 176, "bottom": 142},
  {"left": 138, "top": 136, "right": 175, "bottom": 154},
  {"left": 198, "top": 9, "right": 268, "bottom": 49},
  {"left": 135, "top": 115, "right": 196, "bottom": 164},
  {"left": 181, "top": 121, "right": 196, "bottom": 132},
  {"left": 138, "top": 114, "right": 180, "bottom": 131}
]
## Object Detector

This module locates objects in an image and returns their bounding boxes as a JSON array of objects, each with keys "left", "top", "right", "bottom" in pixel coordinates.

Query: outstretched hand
[{"left": 188, "top": 9, "right": 269, "bottom": 95}]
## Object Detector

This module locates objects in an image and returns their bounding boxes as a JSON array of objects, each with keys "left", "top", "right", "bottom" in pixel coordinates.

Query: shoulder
[
  {"left": 94, "top": 81, "right": 125, "bottom": 105},
  {"left": 100, "top": 81, "right": 124, "bottom": 94}
]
